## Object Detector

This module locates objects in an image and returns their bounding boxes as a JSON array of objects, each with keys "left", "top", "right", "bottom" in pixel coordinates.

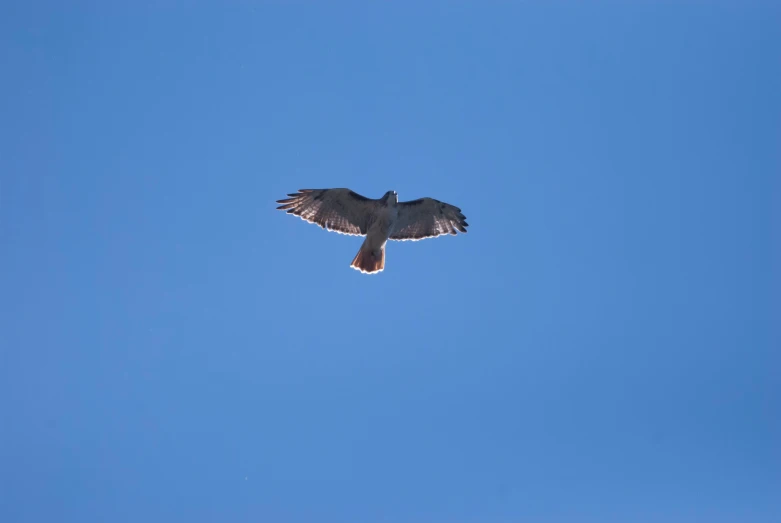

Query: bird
[{"left": 276, "top": 188, "right": 468, "bottom": 274}]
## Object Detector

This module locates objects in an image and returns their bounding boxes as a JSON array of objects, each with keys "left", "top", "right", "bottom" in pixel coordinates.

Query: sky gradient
[{"left": 2, "top": 2, "right": 779, "bottom": 522}]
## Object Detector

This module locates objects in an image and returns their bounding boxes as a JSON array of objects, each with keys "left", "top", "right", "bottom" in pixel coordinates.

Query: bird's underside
[{"left": 276, "top": 188, "right": 469, "bottom": 274}]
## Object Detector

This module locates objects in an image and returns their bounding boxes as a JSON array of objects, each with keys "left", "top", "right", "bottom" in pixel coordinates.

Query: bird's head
[{"left": 382, "top": 190, "right": 398, "bottom": 205}]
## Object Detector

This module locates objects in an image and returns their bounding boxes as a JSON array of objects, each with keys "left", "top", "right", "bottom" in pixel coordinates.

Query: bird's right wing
[{"left": 276, "top": 189, "right": 380, "bottom": 236}]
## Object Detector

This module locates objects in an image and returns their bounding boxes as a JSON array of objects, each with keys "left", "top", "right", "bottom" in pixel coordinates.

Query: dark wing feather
[
  {"left": 389, "top": 197, "right": 469, "bottom": 241},
  {"left": 276, "top": 189, "right": 379, "bottom": 236}
]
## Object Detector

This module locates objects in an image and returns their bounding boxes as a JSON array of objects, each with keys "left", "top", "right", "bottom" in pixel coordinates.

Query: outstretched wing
[
  {"left": 276, "top": 189, "right": 379, "bottom": 236},
  {"left": 389, "top": 197, "right": 468, "bottom": 241}
]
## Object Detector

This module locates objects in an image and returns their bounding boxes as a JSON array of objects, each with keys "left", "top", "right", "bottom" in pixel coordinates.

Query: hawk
[{"left": 276, "top": 189, "right": 469, "bottom": 274}]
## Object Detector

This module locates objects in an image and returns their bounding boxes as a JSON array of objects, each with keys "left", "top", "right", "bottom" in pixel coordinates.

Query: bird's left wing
[
  {"left": 389, "top": 197, "right": 468, "bottom": 241},
  {"left": 276, "top": 188, "right": 379, "bottom": 236}
]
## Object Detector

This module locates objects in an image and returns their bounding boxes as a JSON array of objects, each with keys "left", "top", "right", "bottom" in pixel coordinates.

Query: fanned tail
[{"left": 350, "top": 244, "right": 385, "bottom": 274}]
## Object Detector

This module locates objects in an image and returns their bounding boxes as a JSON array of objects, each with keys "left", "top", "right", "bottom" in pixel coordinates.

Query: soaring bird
[{"left": 276, "top": 188, "right": 468, "bottom": 274}]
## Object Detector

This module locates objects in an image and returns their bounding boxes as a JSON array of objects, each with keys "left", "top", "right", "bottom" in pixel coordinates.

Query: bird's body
[
  {"left": 276, "top": 188, "right": 468, "bottom": 274},
  {"left": 351, "top": 194, "right": 398, "bottom": 273}
]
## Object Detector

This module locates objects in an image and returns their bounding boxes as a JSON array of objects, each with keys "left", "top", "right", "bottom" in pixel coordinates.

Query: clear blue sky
[{"left": 1, "top": 2, "right": 779, "bottom": 522}]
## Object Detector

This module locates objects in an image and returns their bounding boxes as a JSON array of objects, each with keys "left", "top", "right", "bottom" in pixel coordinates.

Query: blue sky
[{"left": 1, "top": 2, "right": 779, "bottom": 522}]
